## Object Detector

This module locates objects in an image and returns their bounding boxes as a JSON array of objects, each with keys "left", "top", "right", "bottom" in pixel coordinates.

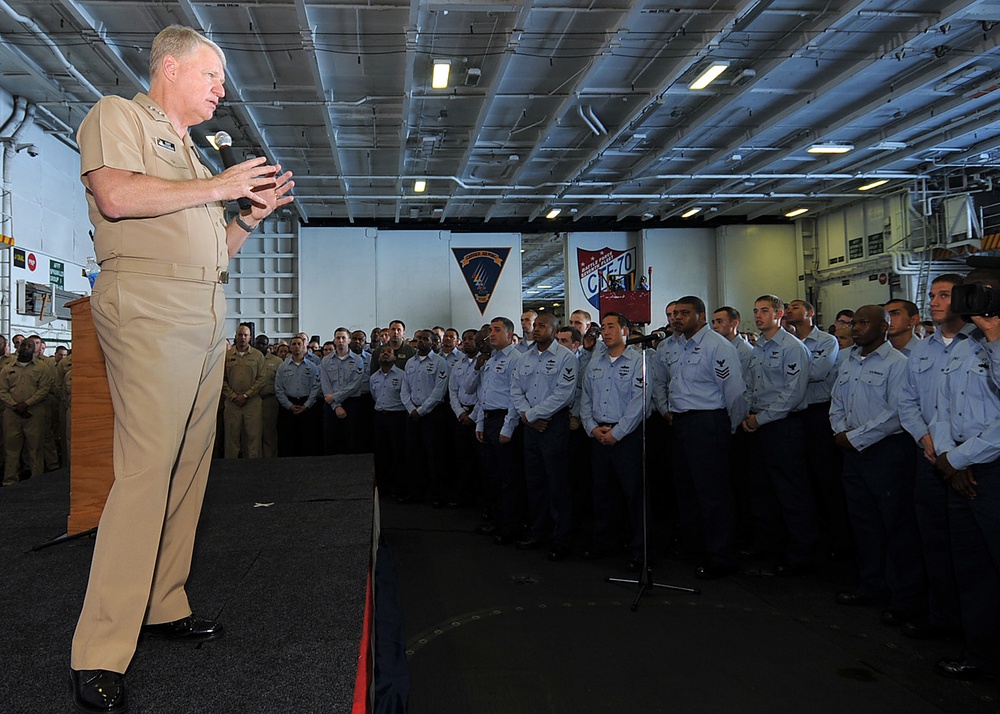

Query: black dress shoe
[
  {"left": 827, "top": 547, "right": 856, "bottom": 562},
  {"left": 141, "top": 615, "right": 224, "bottom": 643},
  {"left": 71, "top": 669, "right": 127, "bottom": 713},
  {"left": 516, "top": 537, "right": 542, "bottom": 550},
  {"left": 474, "top": 523, "right": 498, "bottom": 536},
  {"left": 773, "top": 562, "right": 814, "bottom": 577},
  {"left": 880, "top": 607, "right": 921, "bottom": 627},
  {"left": 738, "top": 546, "right": 767, "bottom": 562},
  {"left": 493, "top": 534, "right": 515, "bottom": 546},
  {"left": 694, "top": 562, "right": 737, "bottom": 580},
  {"left": 835, "top": 590, "right": 875, "bottom": 606},
  {"left": 935, "top": 658, "right": 993, "bottom": 681},
  {"left": 547, "top": 544, "right": 570, "bottom": 562},
  {"left": 625, "top": 556, "right": 644, "bottom": 572},
  {"left": 900, "top": 620, "right": 953, "bottom": 640}
]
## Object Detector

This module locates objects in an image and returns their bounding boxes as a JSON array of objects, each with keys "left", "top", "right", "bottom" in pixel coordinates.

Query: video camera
[{"left": 951, "top": 255, "right": 1000, "bottom": 317}]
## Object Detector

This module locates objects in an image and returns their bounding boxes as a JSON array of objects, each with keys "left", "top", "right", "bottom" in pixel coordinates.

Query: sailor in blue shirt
[
  {"left": 274, "top": 335, "right": 322, "bottom": 457},
  {"left": 785, "top": 299, "right": 852, "bottom": 561},
  {"left": 510, "top": 313, "right": 577, "bottom": 560},
  {"left": 469, "top": 317, "right": 524, "bottom": 541},
  {"left": 447, "top": 329, "right": 483, "bottom": 506},
  {"left": 580, "top": 312, "right": 651, "bottom": 571},
  {"left": 370, "top": 345, "right": 408, "bottom": 499},
  {"left": 830, "top": 304, "right": 924, "bottom": 624},
  {"left": 710, "top": 305, "right": 756, "bottom": 549},
  {"left": 320, "top": 327, "right": 366, "bottom": 455},
  {"left": 928, "top": 267, "right": 1000, "bottom": 681},
  {"left": 897, "top": 274, "right": 970, "bottom": 639},
  {"left": 350, "top": 329, "right": 374, "bottom": 453},
  {"left": 661, "top": 297, "right": 745, "bottom": 580},
  {"left": 885, "top": 298, "right": 921, "bottom": 357},
  {"left": 557, "top": 324, "right": 595, "bottom": 545},
  {"left": 398, "top": 329, "right": 450, "bottom": 504},
  {"left": 742, "top": 294, "right": 818, "bottom": 574}
]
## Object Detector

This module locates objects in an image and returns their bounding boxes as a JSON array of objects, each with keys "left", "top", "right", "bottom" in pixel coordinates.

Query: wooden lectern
[{"left": 66, "top": 297, "right": 115, "bottom": 535}]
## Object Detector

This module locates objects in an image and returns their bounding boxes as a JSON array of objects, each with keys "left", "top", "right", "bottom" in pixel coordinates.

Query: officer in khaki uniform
[
  {"left": 222, "top": 324, "right": 267, "bottom": 458},
  {"left": 0, "top": 338, "right": 53, "bottom": 485},
  {"left": 255, "top": 334, "right": 282, "bottom": 458},
  {"left": 69, "top": 25, "right": 294, "bottom": 713}
]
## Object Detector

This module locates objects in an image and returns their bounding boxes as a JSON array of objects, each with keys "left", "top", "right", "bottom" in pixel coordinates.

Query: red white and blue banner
[
  {"left": 453, "top": 247, "right": 511, "bottom": 315},
  {"left": 577, "top": 246, "right": 636, "bottom": 310}
]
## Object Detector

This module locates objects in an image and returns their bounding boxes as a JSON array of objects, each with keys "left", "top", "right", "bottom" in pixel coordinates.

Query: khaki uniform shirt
[
  {"left": 223, "top": 348, "right": 267, "bottom": 398},
  {"left": 78, "top": 93, "right": 228, "bottom": 272},
  {"left": 259, "top": 353, "right": 282, "bottom": 398},
  {"left": 0, "top": 358, "right": 54, "bottom": 407}
]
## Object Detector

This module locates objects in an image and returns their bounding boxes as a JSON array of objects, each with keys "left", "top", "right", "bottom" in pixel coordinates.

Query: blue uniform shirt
[
  {"left": 470, "top": 344, "right": 522, "bottom": 439},
  {"left": 748, "top": 327, "right": 811, "bottom": 425},
  {"left": 370, "top": 365, "right": 407, "bottom": 412},
  {"left": 510, "top": 341, "right": 577, "bottom": 422},
  {"left": 580, "top": 347, "right": 650, "bottom": 442},
  {"left": 319, "top": 351, "right": 366, "bottom": 408},
  {"left": 898, "top": 324, "right": 975, "bottom": 444},
  {"left": 274, "top": 357, "right": 321, "bottom": 410},
  {"left": 799, "top": 326, "right": 840, "bottom": 405},
  {"left": 401, "top": 352, "right": 449, "bottom": 415},
  {"left": 829, "top": 340, "right": 907, "bottom": 451},
  {"left": 449, "top": 355, "right": 478, "bottom": 418},
  {"left": 656, "top": 326, "right": 746, "bottom": 433},
  {"left": 929, "top": 329, "right": 1000, "bottom": 470},
  {"left": 353, "top": 349, "right": 372, "bottom": 395}
]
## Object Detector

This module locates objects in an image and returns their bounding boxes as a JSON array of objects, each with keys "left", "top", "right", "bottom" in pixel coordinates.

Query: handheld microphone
[
  {"left": 626, "top": 331, "right": 666, "bottom": 346},
  {"left": 213, "top": 131, "right": 252, "bottom": 211}
]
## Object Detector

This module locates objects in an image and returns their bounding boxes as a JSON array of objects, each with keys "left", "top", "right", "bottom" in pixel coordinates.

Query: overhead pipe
[
  {"left": 577, "top": 105, "right": 602, "bottom": 136},
  {"left": 0, "top": 1, "right": 102, "bottom": 101},
  {"left": 585, "top": 106, "right": 608, "bottom": 135}
]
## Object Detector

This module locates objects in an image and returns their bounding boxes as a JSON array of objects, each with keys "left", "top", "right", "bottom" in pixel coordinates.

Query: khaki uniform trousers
[
  {"left": 261, "top": 394, "right": 279, "bottom": 458},
  {"left": 223, "top": 395, "right": 262, "bottom": 458},
  {"left": 3, "top": 403, "right": 46, "bottom": 484},
  {"left": 72, "top": 272, "right": 227, "bottom": 673}
]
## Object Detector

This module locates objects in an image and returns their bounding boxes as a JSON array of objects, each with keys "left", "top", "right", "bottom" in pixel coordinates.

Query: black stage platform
[
  {"left": 383, "top": 499, "right": 1000, "bottom": 714},
  {"left": 0, "top": 456, "right": 374, "bottom": 714}
]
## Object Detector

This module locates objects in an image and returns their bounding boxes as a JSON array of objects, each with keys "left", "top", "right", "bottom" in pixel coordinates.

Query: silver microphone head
[{"left": 213, "top": 130, "right": 233, "bottom": 149}]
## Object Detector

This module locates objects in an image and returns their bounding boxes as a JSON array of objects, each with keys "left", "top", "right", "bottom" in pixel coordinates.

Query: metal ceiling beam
[
  {"left": 654, "top": 0, "right": 986, "bottom": 213},
  {"left": 394, "top": 0, "right": 426, "bottom": 223},
  {"left": 438, "top": 1, "right": 534, "bottom": 222},
  {"left": 482, "top": 0, "right": 643, "bottom": 222},
  {"left": 175, "top": 0, "right": 310, "bottom": 222},
  {"left": 292, "top": 0, "right": 348, "bottom": 223}
]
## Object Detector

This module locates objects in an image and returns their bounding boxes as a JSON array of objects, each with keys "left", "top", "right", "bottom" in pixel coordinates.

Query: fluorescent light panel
[
  {"left": 858, "top": 179, "right": 888, "bottom": 191},
  {"left": 785, "top": 208, "right": 809, "bottom": 218},
  {"left": 807, "top": 142, "right": 854, "bottom": 154},
  {"left": 689, "top": 61, "right": 730, "bottom": 90},
  {"left": 413, "top": 180, "right": 426, "bottom": 193},
  {"left": 681, "top": 207, "right": 701, "bottom": 218},
  {"left": 546, "top": 208, "right": 561, "bottom": 219},
  {"left": 431, "top": 60, "right": 450, "bottom": 89}
]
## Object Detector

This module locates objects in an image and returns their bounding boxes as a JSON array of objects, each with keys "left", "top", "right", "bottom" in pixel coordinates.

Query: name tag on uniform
[{"left": 156, "top": 138, "right": 176, "bottom": 152}]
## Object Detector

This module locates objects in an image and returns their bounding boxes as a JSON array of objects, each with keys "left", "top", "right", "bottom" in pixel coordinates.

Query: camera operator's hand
[{"left": 971, "top": 314, "right": 1000, "bottom": 342}]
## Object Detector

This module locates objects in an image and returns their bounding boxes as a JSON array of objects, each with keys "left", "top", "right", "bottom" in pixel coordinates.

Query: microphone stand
[{"left": 605, "top": 335, "right": 700, "bottom": 611}]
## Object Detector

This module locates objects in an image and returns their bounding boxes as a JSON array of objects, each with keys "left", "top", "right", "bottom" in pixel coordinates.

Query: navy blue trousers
[
  {"left": 523, "top": 409, "right": 572, "bottom": 545},
  {"left": 841, "top": 432, "right": 924, "bottom": 609},
  {"left": 672, "top": 409, "right": 737, "bottom": 566},
  {"left": 950, "top": 456, "right": 1000, "bottom": 672}
]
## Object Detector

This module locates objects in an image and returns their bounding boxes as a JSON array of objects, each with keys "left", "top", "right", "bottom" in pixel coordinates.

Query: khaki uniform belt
[{"left": 100, "top": 257, "right": 229, "bottom": 284}]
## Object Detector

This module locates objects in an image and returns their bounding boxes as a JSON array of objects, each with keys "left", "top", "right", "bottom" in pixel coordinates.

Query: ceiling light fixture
[
  {"left": 546, "top": 208, "right": 561, "bottom": 219},
  {"left": 413, "top": 180, "right": 426, "bottom": 193},
  {"left": 785, "top": 208, "right": 809, "bottom": 218},
  {"left": 807, "top": 142, "right": 854, "bottom": 154},
  {"left": 537, "top": 285, "right": 553, "bottom": 289},
  {"left": 858, "top": 179, "right": 889, "bottom": 191},
  {"left": 681, "top": 207, "right": 701, "bottom": 218},
  {"left": 431, "top": 60, "right": 450, "bottom": 89},
  {"left": 689, "top": 61, "right": 730, "bottom": 90}
]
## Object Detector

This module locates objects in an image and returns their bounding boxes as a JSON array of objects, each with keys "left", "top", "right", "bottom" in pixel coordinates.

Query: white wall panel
[
  {"left": 642, "top": 228, "right": 717, "bottom": 326},
  {"left": 716, "top": 224, "right": 798, "bottom": 319}
]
